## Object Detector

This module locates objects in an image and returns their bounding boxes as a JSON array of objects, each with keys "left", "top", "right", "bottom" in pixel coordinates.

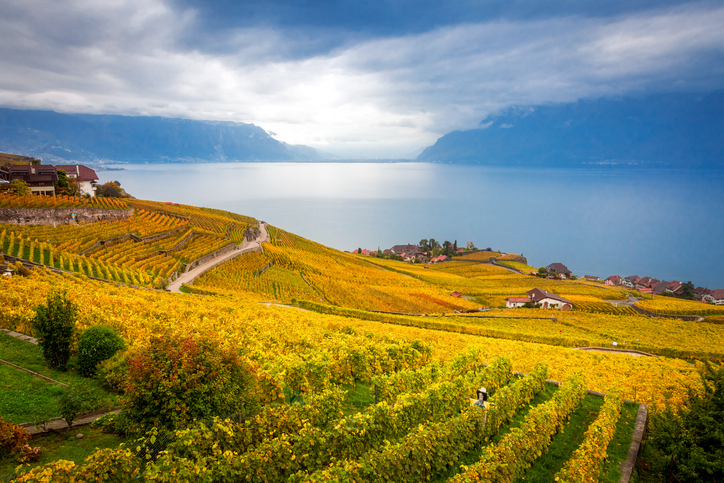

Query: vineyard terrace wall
[{"left": 0, "top": 208, "right": 133, "bottom": 225}]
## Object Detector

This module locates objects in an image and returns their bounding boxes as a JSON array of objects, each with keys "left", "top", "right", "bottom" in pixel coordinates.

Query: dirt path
[{"left": 167, "top": 222, "right": 269, "bottom": 293}]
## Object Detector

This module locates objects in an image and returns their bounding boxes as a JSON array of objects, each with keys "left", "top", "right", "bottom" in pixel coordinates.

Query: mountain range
[
  {"left": 1, "top": 91, "right": 723, "bottom": 166},
  {"left": 0, "top": 109, "right": 322, "bottom": 163},
  {"left": 417, "top": 91, "right": 724, "bottom": 168}
]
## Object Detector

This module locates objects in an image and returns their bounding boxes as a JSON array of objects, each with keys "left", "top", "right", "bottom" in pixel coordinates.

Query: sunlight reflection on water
[{"left": 103, "top": 162, "right": 724, "bottom": 288}]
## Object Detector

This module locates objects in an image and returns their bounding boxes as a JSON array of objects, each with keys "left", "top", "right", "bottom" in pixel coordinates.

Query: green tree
[
  {"left": 649, "top": 362, "right": 724, "bottom": 482},
  {"left": 419, "top": 239, "right": 429, "bottom": 252},
  {"left": 681, "top": 281, "right": 696, "bottom": 300},
  {"left": 77, "top": 326, "right": 126, "bottom": 377},
  {"left": 10, "top": 179, "right": 30, "bottom": 196},
  {"left": 55, "top": 170, "right": 80, "bottom": 197},
  {"left": 122, "top": 331, "right": 259, "bottom": 433},
  {"left": 96, "top": 181, "right": 123, "bottom": 197},
  {"left": 32, "top": 290, "right": 78, "bottom": 371}
]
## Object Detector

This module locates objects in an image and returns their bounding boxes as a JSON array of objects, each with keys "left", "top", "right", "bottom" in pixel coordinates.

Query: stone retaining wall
[
  {"left": 184, "top": 242, "right": 237, "bottom": 272},
  {"left": 0, "top": 207, "right": 133, "bottom": 225}
]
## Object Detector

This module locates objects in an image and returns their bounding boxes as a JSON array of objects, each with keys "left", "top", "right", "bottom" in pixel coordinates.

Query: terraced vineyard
[
  {"left": 1, "top": 197, "right": 718, "bottom": 482},
  {"left": 0, "top": 195, "right": 257, "bottom": 287}
]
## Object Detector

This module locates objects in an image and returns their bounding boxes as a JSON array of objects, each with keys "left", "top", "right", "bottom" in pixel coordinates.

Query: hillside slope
[
  {"left": 0, "top": 108, "right": 322, "bottom": 163},
  {"left": 417, "top": 91, "right": 724, "bottom": 167}
]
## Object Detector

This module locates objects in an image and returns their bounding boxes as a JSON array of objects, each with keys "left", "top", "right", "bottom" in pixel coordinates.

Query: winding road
[{"left": 167, "top": 222, "right": 269, "bottom": 293}]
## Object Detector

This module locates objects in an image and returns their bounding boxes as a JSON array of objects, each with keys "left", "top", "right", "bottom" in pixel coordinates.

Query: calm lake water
[{"left": 100, "top": 163, "right": 724, "bottom": 289}]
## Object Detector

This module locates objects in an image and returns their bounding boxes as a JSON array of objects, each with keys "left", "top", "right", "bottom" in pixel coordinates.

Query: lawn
[
  {"left": 0, "top": 331, "right": 118, "bottom": 424},
  {"left": 0, "top": 364, "right": 66, "bottom": 424},
  {"left": 0, "top": 425, "right": 125, "bottom": 482}
]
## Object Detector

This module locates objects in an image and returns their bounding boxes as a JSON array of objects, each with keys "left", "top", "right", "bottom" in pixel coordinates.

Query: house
[
  {"left": 605, "top": 275, "right": 622, "bottom": 286},
  {"left": 56, "top": 165, "right": 99, "bottom": 197},
  {"left": 526, "top": 288, "right": 574, "bottom": 310},
  {"left": 390, "top": 244, "right": 419, "bottom": 256},
  {"left": 7, "top": 164, "right": 58, "bottom": 195},
  {"left": 451, "top": 291, "right": 462, "bottom": 298},
  {"left": 431, "top": 255, "right": 450, "bottom": 263},
  {"left": 546, "top": 263, "right": 571, "bottom": 278},
  {"left": 709, "top": 289, "right": 724, "bottom": 305},
  {"left": 665, "top": 281, "right": 684, "bottom": 295},
  {"left": 360, "top": 249, "right": 374, "bottom": 256},
  {"left": 694, "top": 287, "right": 712, "bottom": 301},
  {"left": 382, "top": 249, "right": 392, "bottom": 255},
  {"left": 652, "top": 280, "right": 670, "bottom": 295},
  {"left": 506, "top": 296, "right": 531, "bottom": 308},
  {"left": 636, "top": 276, "right": 654, "bottom": 289},
  {"left": 404, "top": 252, "right": 427, "bottom": 263}
]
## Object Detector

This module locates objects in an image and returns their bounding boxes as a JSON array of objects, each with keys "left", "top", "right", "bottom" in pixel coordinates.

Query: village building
[
  {"left": 546, "top": 263, "right": 572, "bottom": 278},
  {"left": 527, "top": 288, "right": 574, "bottom": 310},
  {"left": 506, "top": 288, "right": 574, "bottom": 310},
  {"left": 6, "top": 164, "right": 58, "bottom": 195},
  {"left": 56, "top": 164, "right": 99, "bottom": 197},
  {"left": 665, "top": 281, "right": 684, "bottom": 295},
  {"left": 605, "top": 275, "right": 622, "bottom": 286},
  {"left": 390, "top": 244, "right": 420, "bottom": 256},
  {"left": 652, "top": 280, "right": 670, "bottom": 295},
  {"left": 505, "top": 296, "right": 531, "bottom": 308},
  {"left": 705, "top": 289, "right": 724, "bottom": 305}
]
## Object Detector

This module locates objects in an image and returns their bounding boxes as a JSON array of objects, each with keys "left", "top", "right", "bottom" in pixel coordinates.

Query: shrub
[
  {"left": 77, "top": 325, "right": 126, "bottom": 377},
  {"left": 97, "top": 350, "right": 129, "bottom": 393},
  {"left": 32, "top": 290, "right": 78, "bottom": 371},
  {"left": 122, "top": 331, "right": 260, "bottom": 433},
  {"left": 0, "top": 416, "right": 29, "bottom": 455},
  {"left": 8, "top": 261, "right": 31, "bottom": 276},
  {"left": 649, "top": 361, "right": 724, "bottom": 482},
  {"left": 58, "top": 387, "right": 85, "bottom": 437}
]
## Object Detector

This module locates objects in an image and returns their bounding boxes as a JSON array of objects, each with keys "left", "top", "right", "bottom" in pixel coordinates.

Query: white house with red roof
[
  {"left": 705, "top": 289, "right": 724, "bottom": 305},
  {"left": 56, "top": 164, "right": 99, "bottom": 197},
  {"left": 527, "top": 288, "right": 574, "bottom": 310},
  {"left": 506, "top": 288, "right": 574, "bottom": 310},
  {"left": 506, "top": 296, "right": 531, "bottom": 308}
]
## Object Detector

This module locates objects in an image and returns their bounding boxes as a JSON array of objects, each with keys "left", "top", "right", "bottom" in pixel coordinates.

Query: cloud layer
[{"left": 0, "top": 0, "right": 722, "bottom": 157}]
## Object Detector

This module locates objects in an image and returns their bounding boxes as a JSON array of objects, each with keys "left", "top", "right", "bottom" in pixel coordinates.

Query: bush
[
  {"left": 648, "top": 362, "right": 724, "bottom": 482},
  {"left": 32, "top": 290, "right": 78, "bottom": 371},
  {"left": 122, "top": 331, "right": 260, "bottom": 433},
  {"left": 0, "top": 416, "right": 29, "bottom": 455},
  {"left": 97, "top": 350, "right": 129, "bottom": 393},
  {"left": 8, "top": 261, "right": 31, "bottom": 276},
  {"left": 92, "top": 412, "right": 131, "bottom": 437},
  {"left": 77, "top": 325, "right": 126, "bottom": 377}
]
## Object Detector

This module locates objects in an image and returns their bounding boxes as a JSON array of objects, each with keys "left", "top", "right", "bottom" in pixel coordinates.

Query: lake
[{"left": 100, "top": 162, "right": 724, "bottom": 289}]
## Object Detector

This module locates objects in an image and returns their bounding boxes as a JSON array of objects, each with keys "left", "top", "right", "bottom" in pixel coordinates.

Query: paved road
[{"left": 167, "top": 222, "right": 269, "bottom": 293}]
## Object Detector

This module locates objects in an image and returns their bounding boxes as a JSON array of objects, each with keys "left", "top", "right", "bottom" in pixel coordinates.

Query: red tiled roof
[
  {"left": 507, "top": 297, "right": 531, "bottom": 303},
  {"left": 56, "top": 165, "right": 99, "bottom": 181},
  {"left": 711, "top": 289, "right": 724, "bottom": 299},
  {"left": 526, "top": 288, "right": 574, "bottom": 306}
]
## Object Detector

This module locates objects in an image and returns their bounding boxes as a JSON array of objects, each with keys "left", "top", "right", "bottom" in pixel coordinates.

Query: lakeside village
[
  {"left": 3, "top": 152, "right": 722, "bottom": 308},
  {"left": 353, "top": 242, "right": 724, "bottom": 310}
]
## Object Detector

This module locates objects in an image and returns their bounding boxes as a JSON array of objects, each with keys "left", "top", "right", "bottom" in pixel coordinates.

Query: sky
[{"left": 1, "top": 0, "right": 723, "bottom": 158}]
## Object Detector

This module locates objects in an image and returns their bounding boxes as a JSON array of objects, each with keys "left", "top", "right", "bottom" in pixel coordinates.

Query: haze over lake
[{"left": 102, "top": 163, "right": 724, "bottom": 289}]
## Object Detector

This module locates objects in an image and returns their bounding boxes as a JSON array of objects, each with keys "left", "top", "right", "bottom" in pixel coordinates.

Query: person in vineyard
[{"left": 473, "top": 387, "right": 489, "bottom": 408}]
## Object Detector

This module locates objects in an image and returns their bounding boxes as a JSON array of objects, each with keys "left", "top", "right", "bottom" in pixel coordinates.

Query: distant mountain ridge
[
  {"left": 0, "top": 108, "right": 322, "bottom": 163},
  {"left": 417, "top": 91, "right": 724, "bottom": 167}
]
